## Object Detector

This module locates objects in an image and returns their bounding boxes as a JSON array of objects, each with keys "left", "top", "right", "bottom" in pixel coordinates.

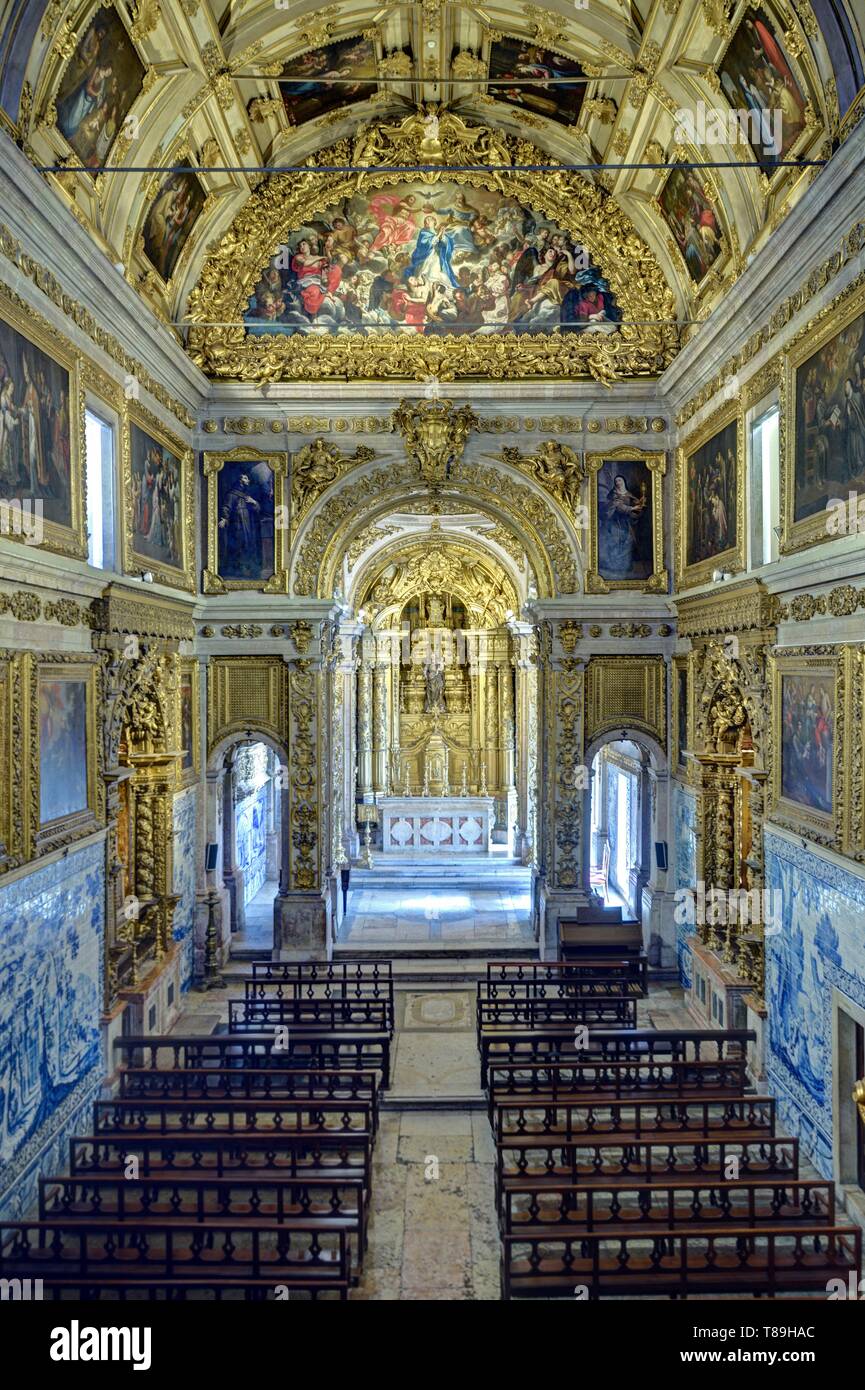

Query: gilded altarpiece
[{"left": 677, "top": 580, "right": 778, "bottom": 1000}]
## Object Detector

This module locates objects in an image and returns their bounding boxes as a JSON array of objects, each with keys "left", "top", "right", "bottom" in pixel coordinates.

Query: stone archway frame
[
  {"left": 583, "top": 727, "right": 669, "bottom": 927},
  {"left": 290, "top": 458, "right": 581, "bottom": 599},
  {"left": 185, "top": 122, "right": 679, "bottom": 384}
]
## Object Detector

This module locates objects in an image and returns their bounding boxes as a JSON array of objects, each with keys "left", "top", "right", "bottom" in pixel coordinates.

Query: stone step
[{"left": 380, "top": 1095, "right": 487, "bottom": 1111}]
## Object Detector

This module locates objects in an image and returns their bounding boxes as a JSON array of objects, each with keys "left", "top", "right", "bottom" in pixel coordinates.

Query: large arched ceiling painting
[
  {"left": 186, "top": 112, "right": 674, "bottom": 382},
  {"left": 1, "top": 0, "right": 863, "bottom": 381}
]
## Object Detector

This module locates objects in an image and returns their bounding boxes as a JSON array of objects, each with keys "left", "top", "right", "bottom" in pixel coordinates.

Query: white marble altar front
[{"left": 379, "top": 796, "right": 494, "bottom": 853}]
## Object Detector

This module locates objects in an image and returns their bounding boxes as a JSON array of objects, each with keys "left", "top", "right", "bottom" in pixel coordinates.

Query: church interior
[{"left": 1, "top": 0, "right": 865, "bottom": 1323}]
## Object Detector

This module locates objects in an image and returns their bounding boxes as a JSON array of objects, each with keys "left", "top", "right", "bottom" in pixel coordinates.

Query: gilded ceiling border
[{"left": 186, "top": 125, "right": 679, "bottom": 384}]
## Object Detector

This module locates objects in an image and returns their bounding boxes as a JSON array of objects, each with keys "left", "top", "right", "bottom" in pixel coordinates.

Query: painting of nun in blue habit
[{"left": 597, "top": 459, "right": 653, "bottom": 582}]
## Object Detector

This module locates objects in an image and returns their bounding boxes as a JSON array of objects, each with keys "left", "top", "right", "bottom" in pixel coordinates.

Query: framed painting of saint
[
  {"left": 586, "top": 450, "right": 667, "bottom": 593},
  {"left": 121, "top": 406, "right": 194, "bottom": 591},
  {"left": 279, "top": 35, "right": 379, "bottom": 125},
  {"left": 659, "top": 169, "right": 723, "bottom": 286},
  {"left": 142, "top": 169, "right": 207, "bottom": 285},
  {"left": 54, "top": 5, "right": 145, "bottom": 171},
  {"left": 487, "top": 36, "right": 586, "bottom": 126},
  {"left": 783, "top": 287, "right": 865, "bottom": 553},
  {"left": 203, "top": 449, "right": 289, "bottom": 593},
  {"left": 676, "top": 405, "right": 744, "bottom": 589},
  {"left": 770, "top": 650, "right": 843, "bottom": 849},
  {"left": 32, "top": 659, "right": 101, "bottom": 856},
  {"left": 0, "top": 289, "right": 86, "bottom": 560},
  {"left": 718, "top": 7, "right": 808, "bottom": 168}
]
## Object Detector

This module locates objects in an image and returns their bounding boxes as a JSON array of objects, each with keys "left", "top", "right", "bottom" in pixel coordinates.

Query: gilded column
[
  {"left": 485, "top": 662, "right": 498, "bottom": 796},
  {"left": 372, "top": 647, "right": 389, "bottom": 795},
  {"left": 357, "top": 650, "right": 373, "bottom": 797},
  {"left": 468, "top": 635, "right": 482, "bottom": 792},
  {"left": 501, "top": 656, "right": 516, "bottom": 790}
]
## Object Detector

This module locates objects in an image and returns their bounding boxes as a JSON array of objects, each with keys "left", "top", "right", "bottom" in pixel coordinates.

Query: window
[
  {"left": 85, "top": 408, "right": 116, "bottom": 570},
  {"left": 749, "top": 405, "right": 779, "bottom": 568}
]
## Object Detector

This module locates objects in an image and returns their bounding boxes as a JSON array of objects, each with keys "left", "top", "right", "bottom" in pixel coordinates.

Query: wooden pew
[
  {"left": 493, "top": 1095, "right": 776, "bottom": 1143},
  {"left": 231, "top": 996, "right": 390, "bottom": 1032},
  {"left": 70, "top": 1130, "right": 372, "bottom": 1189},
  {"left": 479, "top": 1028, "right": 754, "bottom": 1087},
  {"left": 93, "top": 1096, "right": 372, "bottom": 1137},
  {"left": 478, "top": 977, "right": 644, "bottom": 1002},
  {"left": 501, "top": 1224, "right": 862, "bottom": 1300},
  {"left": 39, "top": 1173, "right": 367, "bottom": 1276},
  {"left": 477, "top": 995, "right": 638, "bottom": 1042},
  {"left": 500, "top": 1176, "right": 834, "bottom": 1236},
  {"left": 486, "top": 1056, "right": 749, "bottom": 1119},
  {"left": 487, "top": 958, "right": 648, "bottom": 995},
  {"left": 115, "top": 1032, "right": 392, "bottom": 1088},
  {"left": 495, "top": 1134, "right": 800, "bottom": 1211},
  {"left": 0, "top": 1218, "right": 352, "bottom": 1300},
  {"left": 118, "top": 1064, "right": 379, "bottom": 1123},
  {"left": 250, "top": 960, "right": 395, "bottom": 1034}
]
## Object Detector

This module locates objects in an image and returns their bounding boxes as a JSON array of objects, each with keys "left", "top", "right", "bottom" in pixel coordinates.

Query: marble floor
[
  {"left": 337, "top": 884, "right": 534, "bottom": 946},
  {"left": 229, "top": 878, "right": 277, "bottom": 953}
]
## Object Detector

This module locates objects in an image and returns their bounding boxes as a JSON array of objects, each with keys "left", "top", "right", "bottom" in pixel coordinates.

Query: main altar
[
  {"left": 380, "top": 796, "right": 495, "bottom": 854},
  {"left": 354, "top": 573, "right": 519, "bottom": 852}
]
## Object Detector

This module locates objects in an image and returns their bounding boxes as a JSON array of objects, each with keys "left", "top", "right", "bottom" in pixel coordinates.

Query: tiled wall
[
  {"left": 0, "top": 840, "right": 104, "bottom": 1219},
  {"left": 236, "top": 783, "right": 269, "bottom": 906},
  {"left": 765, "top": 831, "right": 865, "bottom": 1178},
  {"left": 673, "top": 783, "right": 697, "bottom": 987},
  {"left": 172, "top": 786, "right": 198, "bottom": 992}
]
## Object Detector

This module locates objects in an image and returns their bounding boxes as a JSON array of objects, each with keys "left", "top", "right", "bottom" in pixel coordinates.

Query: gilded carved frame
[
  {"left": 676, "top": 399, "right": 745, "bottom": 590},
  {"left": 179, "top": 657, "right": 200, "bottom": 788},
  {"left": 121, "top": 402, "right": 195, "bottom": 592},
  {"left": 672, "top": 652, "right": 692, "bottom": 773},
  {"left": 29, "top": 653, "right": 103, "bottom": 860},
  {"left": 708, "top": 0, "right": 824, "bottom": 202},
  {"left": 202, "top": 448, "right": 289, "bottom": 593},
  {"left": 586, "top": 448, "right": 667, "bottom": 593},
  {"left": 0, "top": 284, "right": 87, "bottom": 561},
  {"left": 186, "top": 126, "right": 679, "bottom": 384},
  {"left": 780, "top": 277, "right": 865, "bottom": 555},
  {"left": 768, "top": 646, "right": 845, "bottom": 852}
]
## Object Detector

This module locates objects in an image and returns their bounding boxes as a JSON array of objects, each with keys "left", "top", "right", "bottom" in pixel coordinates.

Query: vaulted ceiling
[{"left": 1, "top": 0, "right": 863, "bottom": 377}]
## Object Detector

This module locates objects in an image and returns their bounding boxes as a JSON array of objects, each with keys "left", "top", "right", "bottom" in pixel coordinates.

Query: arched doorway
[
  {"left": 205, "top": 732, "right": 288, "bottom": 960},
  {"left": 584, "top": 729, "right": 670, "bottom": 962}
]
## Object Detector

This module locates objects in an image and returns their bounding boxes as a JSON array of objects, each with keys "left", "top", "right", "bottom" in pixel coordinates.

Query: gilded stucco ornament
[
  {"left": 494, "top": 440, "right": 585, "bottom": 516},
  {"left": 185, "top": 121, "right": 678, "bottom": 384},
  {"left": 393, "top": 399, "right": 478, "bottom": 487}
]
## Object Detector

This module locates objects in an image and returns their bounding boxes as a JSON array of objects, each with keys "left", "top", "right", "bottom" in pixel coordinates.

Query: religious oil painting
[
  {"left": 129, "top": 422, "right": 183, "bottom": 571},
  {"left": 142, "top": 170, "right": 206, "bottom": 284},
  {"left": 203, "top": 450, "right": 288, "bottom": 593},
  {"left": 39, "top": 678, "right": 88, "bottom": 827},
  {"left": 595, "top": 458, "right": 654, "bottom": 583},
  {"left": 244, "top": 182, "right": 621, "bottom": 337},
  {"left": 487, "top": 36, "right": 586, "bottom": 126},
  {"left": 217, "top": 460, "right": 275, "bottom": 581},
  {"left": 659, "top": 169, "right": 722, "bottom": 285},
  {"left": 780, "top": 673, "right": 834, "bottom": 816},
  {"left": 684, "top": 418, "right": 739, "bottom": 570},
  {"left": 54, "top": 5, "right": 145, "bottom": 170},
  {"left": 719, "top": 7, "right": 807, "bottom": 165},
  {"left": 793, "top": 305, "right": 865, "bottom": 524},
  {"left": 0, "top": 312, "right": 74, "bottom": 531},
  {"left": 279, "top": 36, "right": 378, "bottom": 125}
]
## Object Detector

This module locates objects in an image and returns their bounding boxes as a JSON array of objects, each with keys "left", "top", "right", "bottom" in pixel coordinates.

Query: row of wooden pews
[
  {"left": 0, "top": 960, "right": 394, "bottom": 1301},
  {"left": 478, "top": 959, "right": 862, "bottom": 1299}
]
